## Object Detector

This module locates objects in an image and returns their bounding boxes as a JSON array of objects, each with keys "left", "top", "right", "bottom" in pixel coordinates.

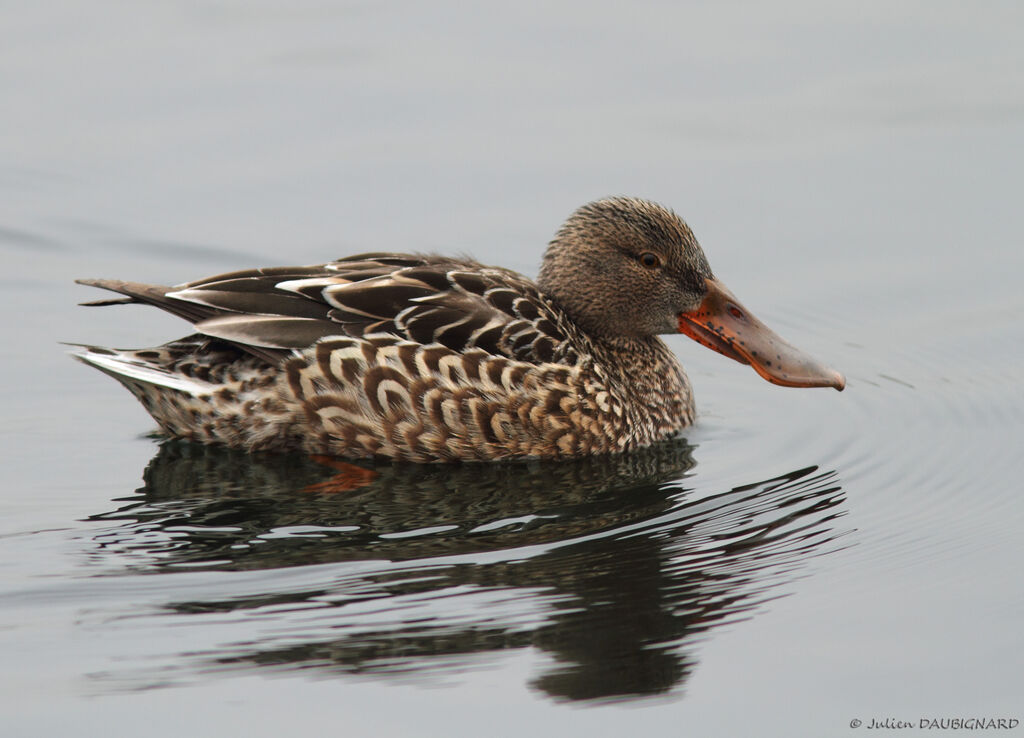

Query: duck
[{"left": 73, "top": 197, "right": 844, "bottom": 462}]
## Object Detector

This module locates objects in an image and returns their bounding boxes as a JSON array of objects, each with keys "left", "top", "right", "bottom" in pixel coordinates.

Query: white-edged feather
[
  {"left": 274, "top": 277, "right": 348, "bottom": 295},
  {"left": 71, "top": 348, "right": 215, "bottom": 396}
]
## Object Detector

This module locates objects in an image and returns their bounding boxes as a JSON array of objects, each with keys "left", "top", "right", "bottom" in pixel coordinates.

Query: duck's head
[{"left": 538, "top": 197, "right": 845, "bottom": 390}]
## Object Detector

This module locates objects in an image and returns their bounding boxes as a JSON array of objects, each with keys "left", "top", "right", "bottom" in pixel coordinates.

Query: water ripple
[{"left": 763, "top": 288, "right": 1024, "bottom": 576}]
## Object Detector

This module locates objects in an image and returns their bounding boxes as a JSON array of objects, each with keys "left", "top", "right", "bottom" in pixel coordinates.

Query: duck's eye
[{"left": 639, "top": 252, "right": 660, "bottom": 268}]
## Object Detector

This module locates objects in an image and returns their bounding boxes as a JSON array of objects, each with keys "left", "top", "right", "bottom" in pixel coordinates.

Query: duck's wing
[{"left": 78, "top": 253, "right": 574, "bottom": 366}]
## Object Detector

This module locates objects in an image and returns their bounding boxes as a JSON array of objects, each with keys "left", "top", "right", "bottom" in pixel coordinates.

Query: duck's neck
[{"left": 591, "top": 335, "right": 695, "bottom": 437}]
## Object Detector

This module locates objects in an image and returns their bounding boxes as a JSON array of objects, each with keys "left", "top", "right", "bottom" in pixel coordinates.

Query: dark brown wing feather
[
  {"left": 78, "top": 253, "right": 572, "bottom": 366},
  {"left": 315, "top": 261, "right": 570, "bottom": 363}
]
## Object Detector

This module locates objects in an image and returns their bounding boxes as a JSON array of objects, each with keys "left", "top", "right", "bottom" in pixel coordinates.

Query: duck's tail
[
  {"left": 69, "top": 342, "right": 219, "bottom": 396},
  {"left": 69, "top": 339, "right": 300, "bottom": 451},
  {"left": 75, "top": 278, "right": 210, "bottom": 323}
]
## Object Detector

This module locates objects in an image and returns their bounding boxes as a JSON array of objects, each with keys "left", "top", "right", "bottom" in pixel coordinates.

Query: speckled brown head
[
  {"left": 539, "top": 197, "right": 845, "bottom": 390},
  {"left": 539, "top": 197, "right": 712, "bottom": 338}
]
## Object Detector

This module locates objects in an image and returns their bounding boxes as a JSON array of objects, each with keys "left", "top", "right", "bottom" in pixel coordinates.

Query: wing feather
[{"left": 79, "top": 252, "right": 573, "bottom": 366}]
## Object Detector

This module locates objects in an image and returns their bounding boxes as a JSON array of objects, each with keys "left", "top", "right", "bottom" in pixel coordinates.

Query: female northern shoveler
[{"left": 74, "top": 197, "right": 844, "bottom": 462}]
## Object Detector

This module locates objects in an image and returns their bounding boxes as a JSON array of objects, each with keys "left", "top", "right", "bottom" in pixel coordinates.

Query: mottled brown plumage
[{"left": 73, "top": 197, "right": 843, "bottom": 462}]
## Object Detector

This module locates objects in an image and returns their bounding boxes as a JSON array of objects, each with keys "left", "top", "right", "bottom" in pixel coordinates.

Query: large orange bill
[{"left": 678, "top": 278, "right": 845, "bottom": 390}]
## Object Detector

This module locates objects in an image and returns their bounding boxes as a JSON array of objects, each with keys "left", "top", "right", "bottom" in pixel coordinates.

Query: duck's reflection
[{"left": 89, "top": 440, "right": 846, "bottom": 703}]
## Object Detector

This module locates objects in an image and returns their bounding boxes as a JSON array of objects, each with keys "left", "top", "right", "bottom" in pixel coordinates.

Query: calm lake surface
[{"left": 3, "top": 2, "right": 1022, "bottom": 736}]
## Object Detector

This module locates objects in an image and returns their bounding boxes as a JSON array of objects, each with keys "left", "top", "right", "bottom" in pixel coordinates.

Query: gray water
[{"left": 3, "top": 2, "right": 1023, "bottom": 736}]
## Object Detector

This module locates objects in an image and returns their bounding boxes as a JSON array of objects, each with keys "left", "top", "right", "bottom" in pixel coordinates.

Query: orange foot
[{"left": 301, "top": 455, "right": 379, "bottom": 493}]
